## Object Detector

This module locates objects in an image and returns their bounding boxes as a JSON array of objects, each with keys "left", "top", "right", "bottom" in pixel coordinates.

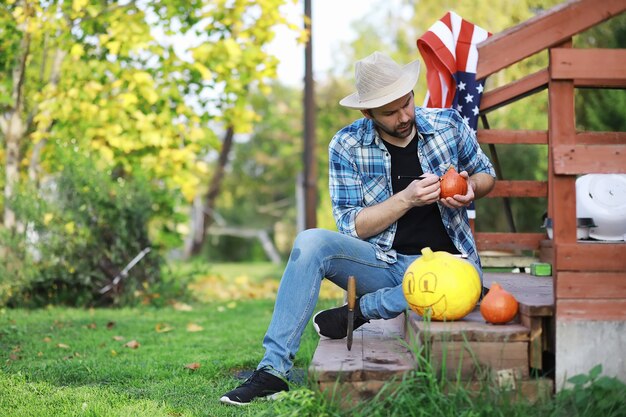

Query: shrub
[{"left": 0, "top": 151, "right": 163, "bottom": 307}]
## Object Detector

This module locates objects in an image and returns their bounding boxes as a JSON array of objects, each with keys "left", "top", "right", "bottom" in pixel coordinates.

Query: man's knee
[{"left": 289, "top": 228, "right": 337, "bottom": 262}]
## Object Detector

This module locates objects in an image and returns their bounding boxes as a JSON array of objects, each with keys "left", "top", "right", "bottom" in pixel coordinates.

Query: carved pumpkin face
[{"left": 402, "top": 248, "right": 481, "bottom": 321}]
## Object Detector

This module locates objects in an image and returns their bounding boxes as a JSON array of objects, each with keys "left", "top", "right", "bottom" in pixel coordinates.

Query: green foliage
[
  {"left": 0, "top": 150, "right": 162, "bottom": 307},
  {"left": 554, "top": 365, "right": 626, "bottom": 417},
  {"left": 575, "top": 13, "right": 626, "bottom": 133}
]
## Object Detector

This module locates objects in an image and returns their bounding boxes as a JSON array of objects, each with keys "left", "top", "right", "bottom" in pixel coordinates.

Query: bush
[{"left": 0, "top": 151, "right": 164, "bottom": 307}]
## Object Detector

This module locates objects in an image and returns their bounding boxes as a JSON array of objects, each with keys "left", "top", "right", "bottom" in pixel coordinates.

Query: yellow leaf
[
  {"left": 132, "top": 71, "right": 153, "bottom": 85},
  {"left": 43, "top": 213, "right": 53, "bottom": 226},
  {"left": 57, "top": 343, "right": 70, "bottom": 349},
  {"left": 155, "top": 323, "right": 174, "bottom": 333},
  {"left": 72, "top": 0, "right": 88, "bottom": 13},
  {"left": 64, "top": 222, "right": 75, "bottom": 234},
  {"left": 186, "top": 323, "right": 203, "bottom": 332},
  {"left": 107, "top": 40, "right": 121, "bottom": 55},
  {"left": 70, "top": 44, "right": 84, "bottom": 59},
  {"left": 184, "top": 362, "right": 201, "bottom": 371}
]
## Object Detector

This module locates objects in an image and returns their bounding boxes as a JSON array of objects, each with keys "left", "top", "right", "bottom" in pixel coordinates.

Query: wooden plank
[
  {"left": 576, "top": 131, "right": 626, "bottom": 145},
  {"left": 480, "top": 255, "right": 538, "bottom": 268},
  {"left": 480, "top": 69, "right": 549, "bottom": 113},
  {"left": 520, "top": 314, "right": 544, "bottom": 370},
  {"left": 548, "top": 71, "right": 577, "bottom": 244},
  {"left": 557, "top": 299, "right": 626, "bottom": 320},
  {"left": 483, "top": 273, "right": 554, "bottom": 317},
  {"left": 575, "top": 78, "right": 626, "bottom": 88},
  {"left": 310, "top": 315, "right": 414, "bottom": 383},
  {"left": 539, "top": 239, "right": 554, "bottom": 264},
  {"left": 552, "top": 144, "right": 626, "bottom": 174},
  {"left": 476, "top": 0, "right": 626, "bottom": 78},
  {"left": 487, "top": 180, "right": 547, "bottom": 198},
  {"left": 556, "top": 272, "right": 626, "bottom": 299},
  {"left": 428, "top": 340, "right": 529, "bottom": 380},
  {"left": 476, "top": 232, "right": 544, "bottom": 251},
  {"left": 478, "top": 129, "right": 547, "bottom": 145},
  {"left": 556, "top": 242, "right": 626, "bottom": 272},
  {"left": 406, "top": 309, "right": 529, "bottom": 343},
  {"left": 550, "top": 48, "right": 626, "bottom": 81}
]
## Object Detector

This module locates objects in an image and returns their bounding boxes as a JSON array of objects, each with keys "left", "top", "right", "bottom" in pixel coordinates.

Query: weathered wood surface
[
  {"left": 556, "top": 242, "right": 626, "bottom": 272},
  {"left": 487, "top": 180, "right": 547, "bottom": 198},
  {"left": 479, "top": 69, "right": 549, "bottom": 113},
  {"left": 406, "top": 309, "right": 530, "bottom": 379},
  {"left": 477, "top": 129, "right": 547, "bottom": 145},
  {"left": 406, "top": 309, "right": 529, "bottom": 343},
  {"left": 476, "top": 0, "right": 626, "bottom": 78},
  {"left": 475, "top": 233, "right": 545, "bottom": 252},
  {"left": 552, "top": 144, "right": 626, "bottom": 174},
  {"left": 309, "top": 314, "right": 415, "bottom": 383},
  {"left": 483, "top": 272, "right": 554, "bottom": 317},
  {"left": 550, "top": 48, "right": 626, "bottom": 82}
]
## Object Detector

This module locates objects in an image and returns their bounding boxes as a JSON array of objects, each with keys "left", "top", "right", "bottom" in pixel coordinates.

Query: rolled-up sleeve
[{"left": 329, "top": 135, "right": 363, "bottom": 238}]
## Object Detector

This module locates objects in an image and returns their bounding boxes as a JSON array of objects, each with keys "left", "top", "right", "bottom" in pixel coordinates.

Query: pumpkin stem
[{"left": 421, "top": 247, "right": 434, "bottom": 260}]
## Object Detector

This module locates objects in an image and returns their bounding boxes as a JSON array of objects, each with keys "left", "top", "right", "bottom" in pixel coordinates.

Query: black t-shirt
[{"left": 382, "top": 135, "right": 459, "bottom": 255}]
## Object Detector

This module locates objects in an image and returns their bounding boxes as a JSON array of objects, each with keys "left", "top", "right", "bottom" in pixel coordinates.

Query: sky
[{"left": 268, "top": 0, "right": 405, "bottom": 85}]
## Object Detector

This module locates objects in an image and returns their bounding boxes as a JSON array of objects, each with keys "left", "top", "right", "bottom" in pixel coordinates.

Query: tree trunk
[
  {"left": 187, "top": 126, "right": 235, "bottom": 256},
  {"left": 3, "top": 28, "right": 31, "bottom": 230}
]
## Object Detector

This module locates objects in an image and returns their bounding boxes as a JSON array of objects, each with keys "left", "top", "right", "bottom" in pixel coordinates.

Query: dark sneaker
[
  {"left": 313, "top": 299, "right": 369, "bottom": 339},
  {"left": 220, "top": 368, "right": 288, "bottom": 406}
]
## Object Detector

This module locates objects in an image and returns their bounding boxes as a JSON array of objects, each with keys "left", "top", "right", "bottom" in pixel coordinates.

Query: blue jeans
[{"left": 257, "top": 228, "right": 481, "bottom": 378}]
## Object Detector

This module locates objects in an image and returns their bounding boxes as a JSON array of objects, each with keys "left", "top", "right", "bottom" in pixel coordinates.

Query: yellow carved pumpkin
[{"left": 402, "top": 247, "right": 481, "bottom": 321}]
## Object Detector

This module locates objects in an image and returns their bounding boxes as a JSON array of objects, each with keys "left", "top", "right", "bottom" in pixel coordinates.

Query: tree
[
  {"left": 0, "top": 0, "right": 304, "bottom": 305},
  {"left": 0, "top": 0, "right": 303, "bottom": 240}
]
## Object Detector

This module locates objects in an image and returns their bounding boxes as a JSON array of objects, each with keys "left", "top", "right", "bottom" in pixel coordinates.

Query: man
[{"left": 220, "top": 51, "right": 496, "bottom": 406}]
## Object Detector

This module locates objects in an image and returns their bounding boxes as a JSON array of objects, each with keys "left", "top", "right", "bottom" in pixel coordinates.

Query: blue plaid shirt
[{"left": 329, "top": 107, "right": 496, "bottom": 268}]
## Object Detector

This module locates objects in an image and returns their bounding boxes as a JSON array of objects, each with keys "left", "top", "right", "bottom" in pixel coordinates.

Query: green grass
[{"left": 0, "top": 299, "right": 333, "bottom": 417}]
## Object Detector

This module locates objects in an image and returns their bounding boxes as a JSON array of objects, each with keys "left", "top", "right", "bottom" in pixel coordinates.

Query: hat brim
[{"left": 339, "top": 59, "right": 421, "bottom": 110}]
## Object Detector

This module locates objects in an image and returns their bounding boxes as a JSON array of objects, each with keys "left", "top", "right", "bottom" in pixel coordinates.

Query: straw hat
[{"left": 339, "top": 51, "right": 420, "bottom": 110}]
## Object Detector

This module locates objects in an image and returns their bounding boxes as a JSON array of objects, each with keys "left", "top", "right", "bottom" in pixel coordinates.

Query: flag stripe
[{"left": 455, "top": 19, "right": 475, "bottom": 73}]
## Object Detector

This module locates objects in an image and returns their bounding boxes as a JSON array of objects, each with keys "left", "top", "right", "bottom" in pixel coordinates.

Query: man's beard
[{"left": 373, "top": 119, "right": 416, "bottom": 139}]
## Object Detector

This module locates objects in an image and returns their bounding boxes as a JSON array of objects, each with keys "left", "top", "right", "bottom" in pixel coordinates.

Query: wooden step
[
  {"left": 308, "top": 272, "right": 556, "bottom": 405},
  {"left": 405, "top": 308, "right": 530, "bottom": 380},
  {"left": 309, "top": 314, "right": 415, "bottom": 404}
]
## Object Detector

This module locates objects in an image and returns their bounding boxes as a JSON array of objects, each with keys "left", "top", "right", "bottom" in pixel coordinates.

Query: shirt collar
[{"left": 361, "top": 107, "right": 435, "bottom": 146}]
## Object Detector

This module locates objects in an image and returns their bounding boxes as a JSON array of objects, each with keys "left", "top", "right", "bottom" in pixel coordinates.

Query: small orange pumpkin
[
  {"left": 440, "top": 166, "right": 468, "bottom": 199},
  {"left": 480, "top": 283, "right": 519, "bottom": 324}
]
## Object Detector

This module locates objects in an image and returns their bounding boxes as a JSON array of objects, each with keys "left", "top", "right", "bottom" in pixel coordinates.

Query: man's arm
[{"left": 355, "top": 173, "right": 441, "bottom": 239}]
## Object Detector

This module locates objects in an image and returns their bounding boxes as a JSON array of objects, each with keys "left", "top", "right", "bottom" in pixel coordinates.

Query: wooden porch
[{"left": 310, "top": 272, "right": 555, "bottom": 403}]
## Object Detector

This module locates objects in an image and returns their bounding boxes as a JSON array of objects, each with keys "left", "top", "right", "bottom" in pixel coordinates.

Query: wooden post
[{"left": 303, "top": 0, "right": 317, "bottom": 229}]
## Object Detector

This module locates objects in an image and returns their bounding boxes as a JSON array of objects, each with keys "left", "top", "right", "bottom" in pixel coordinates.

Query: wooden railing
[{"left": 474, "top": 0, "right": 626, "bottom": 323}]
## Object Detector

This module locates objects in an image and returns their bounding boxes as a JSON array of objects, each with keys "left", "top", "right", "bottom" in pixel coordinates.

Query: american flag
[{"left": 417, "top": 11, "right": 491, "bottom": 133}]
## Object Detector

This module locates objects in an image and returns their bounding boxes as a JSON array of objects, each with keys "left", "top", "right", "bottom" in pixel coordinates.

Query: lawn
[
  {"left": 2, "top": 262, "right": 625, "bottom": 417},
  {"left": 0, "top": 298, "right": 334, "bottom": 417}
]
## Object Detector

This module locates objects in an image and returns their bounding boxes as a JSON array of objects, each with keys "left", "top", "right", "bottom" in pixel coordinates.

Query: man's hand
[
  {"left": 439, "top": 170, "right": 475, "bottom": 209},
  {"left": 400, "top": 173, "right": 441, "bottom": 207}
]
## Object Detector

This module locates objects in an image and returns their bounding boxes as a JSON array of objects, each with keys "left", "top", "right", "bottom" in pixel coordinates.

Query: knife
[{"left": 346, "top": 275, "right": 356, "bottom": 351}]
